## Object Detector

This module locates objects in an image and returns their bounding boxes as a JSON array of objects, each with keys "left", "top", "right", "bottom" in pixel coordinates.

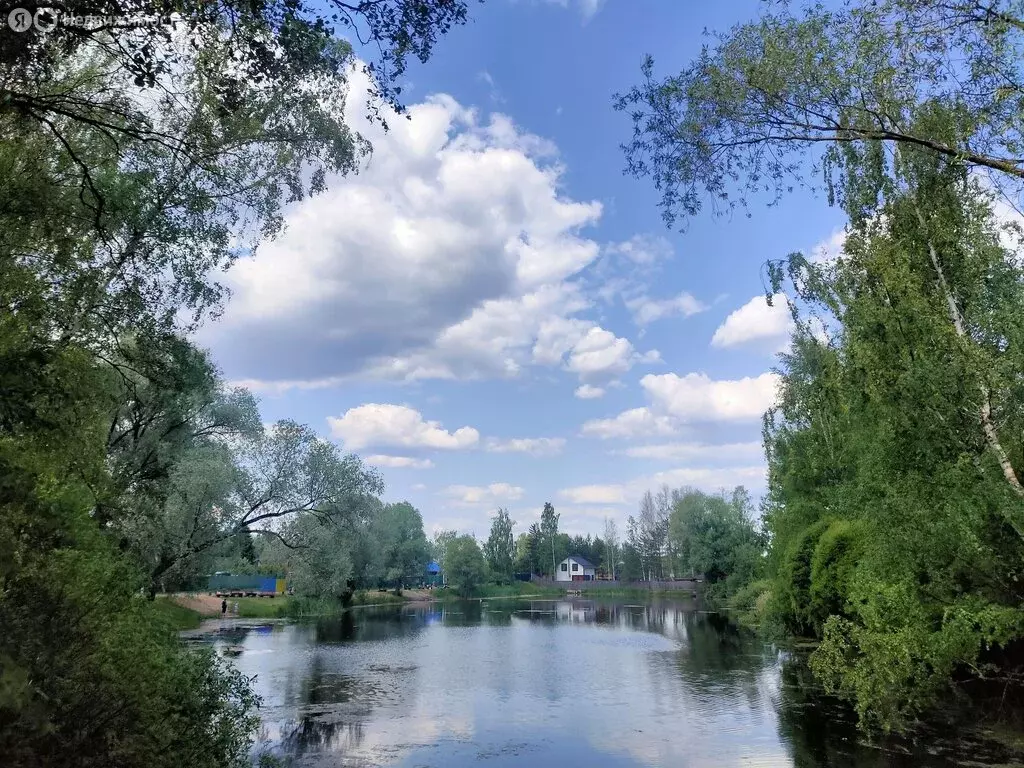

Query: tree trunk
[
  {"left": 148, "top": 552, "right": 177, "bottom": 600},
  {"left": 913, "top": 202, "right": 1024, "bottom": 497},
  {"left": 911, "top": 200, "right": 1024, "bottom": 540}
]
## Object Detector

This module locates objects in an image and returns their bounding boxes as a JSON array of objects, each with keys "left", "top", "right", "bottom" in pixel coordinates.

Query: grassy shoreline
[{"left": 161, "top": 584, "right": 700, "bottom": 629}]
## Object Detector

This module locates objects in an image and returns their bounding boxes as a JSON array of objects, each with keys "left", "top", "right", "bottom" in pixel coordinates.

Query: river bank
[{"left": 162, "top": 581, "right": 702, "bottom": 629}]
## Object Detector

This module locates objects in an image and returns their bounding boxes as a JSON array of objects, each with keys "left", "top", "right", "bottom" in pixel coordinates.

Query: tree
[
  {"left": 0, "top": 1, "right": 478, "bottom": 763},
  {"left": 617, "top": 0, "right": 1024, "bottom": 732},
  {"left": 540, "top": 501, "right": 559, "bottom": 577},
  {"left": 372, "top": 502, "right": 429, "bottom": 589},
  {"left": 615, "top": 0, "right": 1024, "bottom": 229},
  {"left": 284, "top": 517, "right": 357, "bottom": 600},
  {"left": 603, "top": 517, "right": 619, "bottom": 580},
  {"left": 444, "top": 535, "right": 488, "bottom": 596},
  {"left": 431, "top": 528, "right": 458, "bottom": 583},
  {"left": 515, "top": 524, "right": 543, "bottom": 576},
  {"left": 632, "top": 490, "right": 669, "bottom": 580},
  {"left": 667, "top": 487, "right": 763, "bottom": 592},
  {"left": 513, "top": 532, "right": 532, "bottom": 575},
  {"left": 483, "top": 508, "right": 515, "bottom": 584},
  {"left": 135, "top": 419, "right": 382, "bottom": 595},
  {"left": 2, "top": 1, "right": 483, "bottom": 216}
]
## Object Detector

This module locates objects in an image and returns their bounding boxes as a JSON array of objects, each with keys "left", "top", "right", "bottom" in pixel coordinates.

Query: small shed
[{"left": 556, "top": 554, "right": 596, "bottom": 582}]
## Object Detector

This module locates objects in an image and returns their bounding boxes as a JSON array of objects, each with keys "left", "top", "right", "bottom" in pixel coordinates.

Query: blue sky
[{"left": 197, "top": 0, "right": 848, "bottom": 538}]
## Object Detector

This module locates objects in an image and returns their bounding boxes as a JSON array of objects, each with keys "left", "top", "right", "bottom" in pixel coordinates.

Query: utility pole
[{"left": 551, "top": 533, "right": 556, "bottom": 580}]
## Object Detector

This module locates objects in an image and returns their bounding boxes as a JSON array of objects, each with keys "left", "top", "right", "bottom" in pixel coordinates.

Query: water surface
[{"left": 189, "top": 598, "right": 1024, "bottom": 767}]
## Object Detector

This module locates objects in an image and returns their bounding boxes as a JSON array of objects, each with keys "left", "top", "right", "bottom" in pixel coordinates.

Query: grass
[
  {"left": 427, "top": 583, "right": 564, "bottom": 601},
  {"left": 586, "top": 587, "right": 700, "bottom": 599},
  {"left": 428, "top": 583, "right": 699, "bottom": 601},
  {"left": 151, "top": 597, "right": 203, "bottom": 630},
  {"left": 279, "top": 591, "right": 406, "bottom": 617},
  {"left": 477, "top": 583, "right": 563, "bottom": 599},
  {"left": 229, "top": 596, "right": 291, "bottom": 617},
  {"left": 351, "top": 590, "right": 407, "bottom": 606}
]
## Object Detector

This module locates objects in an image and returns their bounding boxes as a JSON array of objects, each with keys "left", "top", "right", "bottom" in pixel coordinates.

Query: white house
[{"left": 555, "top": 554, "right": 596, "bottom": 582}]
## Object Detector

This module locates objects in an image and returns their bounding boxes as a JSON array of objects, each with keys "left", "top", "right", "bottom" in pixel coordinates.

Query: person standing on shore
[{"left": 221, "top": 599, "right": 227, "bottom": 615}]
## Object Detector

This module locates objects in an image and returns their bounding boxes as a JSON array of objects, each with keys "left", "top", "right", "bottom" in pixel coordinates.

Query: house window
[
  {"left": 572, "top": 563, "right": 579, "bottom": 572},
  {"left": 560, "top": 562, "right": 567, "bottom": 572}
]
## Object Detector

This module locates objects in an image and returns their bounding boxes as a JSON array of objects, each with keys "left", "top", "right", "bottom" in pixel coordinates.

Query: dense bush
[
  {"left": 0, "top": 459, "right": 259, "bottom": 768},
  {"left": 808, "top": 519, "right": 866, "bottom": 635},
  {"left": 775, "top": 519, "right": 831, "bottom": 636},
  {"left": 727, "top": 579, "right": 775, "bottom": 628}
]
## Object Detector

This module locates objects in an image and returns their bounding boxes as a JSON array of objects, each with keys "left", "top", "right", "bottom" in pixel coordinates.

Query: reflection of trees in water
[
  {"left": 481, "top": 606, "right": 513, "bottom": 627},
  {"left": 773, "top": 657, "right": 883, "bottom": 768},
  {"left": 278, "top": 717, "right": 365, "bottom": 758},
  {"left": 314, "top": 607, "right": 428, "bottom": 643},
  {"left": 775, "top": 656, "right": 1024, "bottom": 767},
  {"left": 435, "top": 600, "right": 485, "bottom": 626},
  {"left": 664, "top": 612, "right": 776, "bottom": 717},
  {"left": 675, "top": 612, "right": 760, "bottom": 673},
  {"left": 299, "top": 653, "right": 359, "bottom": 706}
]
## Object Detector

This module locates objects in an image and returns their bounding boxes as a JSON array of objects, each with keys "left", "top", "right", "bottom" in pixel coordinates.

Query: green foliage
[
  {"left": 0, "top": 457, "right": 259, "bottom": 768},
  {"left": 431, "top": 529, "right": 458, "bottom": 575},
  {"left": 627, "top": 488, "right": 671, "bottom": 580},
  {"left": 776, "top": 519, "right": 832, "bottom": 637},
  {"left": 444, "top": 536, "right": 488, "bottom": 596},
  {"left": 615, "top": 0, "right": 1024, "bottom": 228},
  {"left": 763, "top": 184, "right": 1024, "bottom": 728},
  {"left": 727, "top": 579, "right": 775, "bottom": 629},
  {"left": 539, "top": 502, "right": 560, "bottom": 577},
  {"left": 0, "top": 5, "right": 473, "bottom": 764},
  {"left": 620, "top": 0, "right": 1024, "bottom": 733},
  {"left": 484, "top": 508, "right": 516, "bottom": 583},
  {"left": 371, "top": 502, "right": 430, "bottom": 587},
  {"left": 808, "top": 519, "right": 866, "bottom": 635},
  {"left": 152, "top": 599, "right": 204, "bottom": 630},
  {"left": 668, "top": 486, "right": 764, "bottom": 596}
]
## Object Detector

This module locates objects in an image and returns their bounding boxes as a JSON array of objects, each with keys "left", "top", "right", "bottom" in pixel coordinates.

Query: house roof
[{"left": 565, "top": 554, "right": 596, "bottom": 569}]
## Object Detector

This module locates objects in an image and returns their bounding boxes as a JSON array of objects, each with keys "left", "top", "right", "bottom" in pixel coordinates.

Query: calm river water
[{"left": 188, "top": 597, "right": 1024, "bottom": 768}]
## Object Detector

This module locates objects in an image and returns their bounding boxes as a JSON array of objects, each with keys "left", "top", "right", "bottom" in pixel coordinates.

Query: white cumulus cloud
[
  {"left": 623, "top": 441, "right": 764, "bottom": 463},
  {"left": 203, "top": 66, "right": 653, "bottom": 392},
  {"left": 710, "top": 294, "right": 794, "bottom": 349},
  {"left": 581, "top": 372, "right": 780, "bottom": 441},
  {"left": 558, "top": 484, "right": 628, "bottom": 504},
  {"left": 557, "top": 466, "right": 768, "bottom": 508},
  {"left": 810, "top": 226, "right": 848, "bottom": 264},
  {"left": 641, "top": 372, "right": 781, "bottom": 422},
  {"left": 574, "top": 384, "right": 605, "bottom": 399},
  {"left": 580, "top": 407, "right": 679, "bottom": 440},
  {"left": 328, "top": 404, "right": 479, "bottom": 451}
]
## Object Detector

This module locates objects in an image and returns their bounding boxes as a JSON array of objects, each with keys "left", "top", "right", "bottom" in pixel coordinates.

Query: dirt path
[{"left": 170, "top": 593, "right": 224, "bottom": 616}]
